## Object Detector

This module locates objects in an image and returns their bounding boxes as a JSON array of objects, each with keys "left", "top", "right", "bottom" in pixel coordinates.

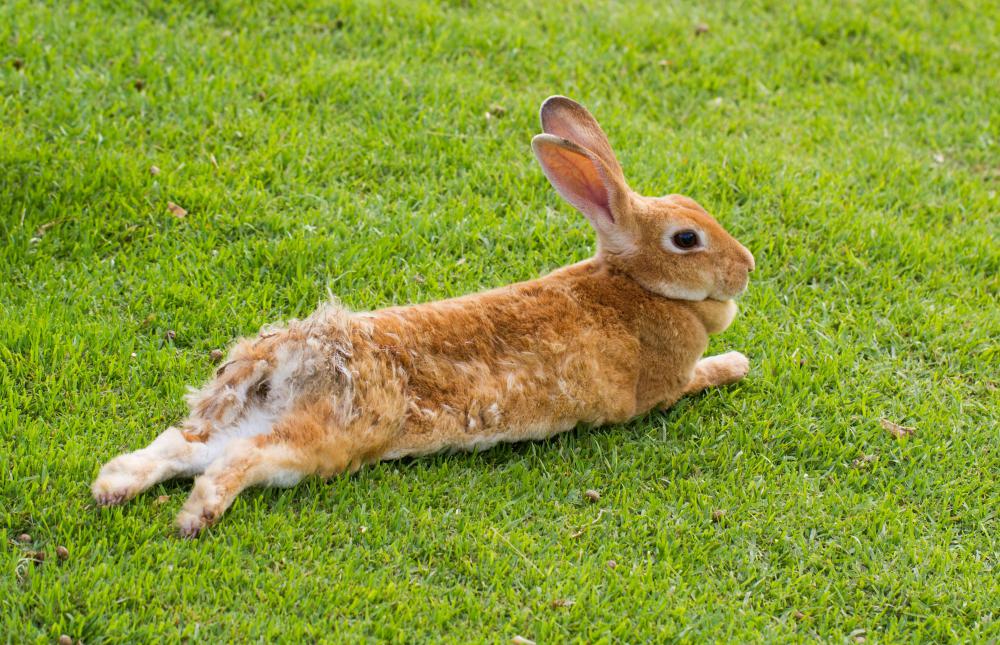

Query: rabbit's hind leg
[
  {"left": 174, "top": 434, "right": 310, "bottom": 537},
  {"left": 93, "top": 342, "right": 277, "bottom": 507},
  {"left": 91, "top": 425, "right": 218, "bottom": 506},
  {"left": 174, "top": 397, "right": 387, "bottom": 537}
]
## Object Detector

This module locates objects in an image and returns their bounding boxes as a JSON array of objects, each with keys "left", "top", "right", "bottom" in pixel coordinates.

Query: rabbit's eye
[{"left": 672, "top": 230, "right": 701, "bottom": 249}]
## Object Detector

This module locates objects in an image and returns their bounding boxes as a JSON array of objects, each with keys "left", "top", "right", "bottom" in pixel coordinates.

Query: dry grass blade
[
  {"left": 570, "top": 508, "right": 607, "bottom": 538},
  {"left": 881, "top": 418, "right": 915, "bottom": 439}
]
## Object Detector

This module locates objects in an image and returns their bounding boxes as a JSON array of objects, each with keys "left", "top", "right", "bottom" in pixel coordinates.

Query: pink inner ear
[{"left": 538, "top": 143, "right": 614, "bottom": 226}]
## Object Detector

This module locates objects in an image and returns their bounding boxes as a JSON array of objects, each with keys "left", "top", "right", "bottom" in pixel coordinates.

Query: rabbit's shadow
[{"left": 138, "top": 394, "right": 726, "bottom": 535}]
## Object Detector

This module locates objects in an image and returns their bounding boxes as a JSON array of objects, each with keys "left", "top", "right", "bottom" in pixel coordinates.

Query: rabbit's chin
[{"left": 648, "top": 281, "right": 746, "bottom": 302}]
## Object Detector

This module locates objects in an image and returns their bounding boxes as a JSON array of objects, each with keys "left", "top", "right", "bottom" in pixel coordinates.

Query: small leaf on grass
[
  {"left": 154, "top": 495, "right": 170, "bottom": 505},
  {"left": 550, "top": 598, "right": 575, "bottom": 608},
  {"left": 511, "top": 637, "right": 535, "bottom": 645},
  {"left": 209, "top": 349, "right": 224, "bottom": 363},
  {"left": 150, "top": 165, "right": 160, "bottom": 176},
  {"left": 167, "top": 202, "right": 188, "bottom": 218},
  {"left": 711, "top": 509, "right": 726, "bottom": 522},
  {"left": 584, "top": 489, "right": 600, "bottom": 503},
  {"left": 881, "top": 418, "right": 915, "bottom": 439},
  {"left": 56, "top": 546, "right": 69, "bottom": 561}
]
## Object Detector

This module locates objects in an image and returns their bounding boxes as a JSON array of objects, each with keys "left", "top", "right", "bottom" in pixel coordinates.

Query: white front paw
[{"left": 720, "top": 351, "right": 750, "bottom": 380}]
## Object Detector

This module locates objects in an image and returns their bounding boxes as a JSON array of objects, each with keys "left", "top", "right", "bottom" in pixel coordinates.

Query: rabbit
[{"left": 91, "top": 96, "right": 755, "bottom": 536}]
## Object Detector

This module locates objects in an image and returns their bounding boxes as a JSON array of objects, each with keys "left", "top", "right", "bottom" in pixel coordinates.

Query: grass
[{"left": 2, "top": 0, "right": 998, "bottom": 641}]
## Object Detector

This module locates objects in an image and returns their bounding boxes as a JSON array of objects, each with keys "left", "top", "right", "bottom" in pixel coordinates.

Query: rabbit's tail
[{"left": 182, "top": 302, "right": 358, "bottom": 440}]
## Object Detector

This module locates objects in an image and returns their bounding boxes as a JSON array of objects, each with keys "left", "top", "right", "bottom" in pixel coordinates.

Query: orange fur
[{"left": 92, "top": 96, "right": 755, "bottom": 536}]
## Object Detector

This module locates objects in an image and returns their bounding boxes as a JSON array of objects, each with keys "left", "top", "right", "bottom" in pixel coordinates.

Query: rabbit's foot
[
  {"left": 91, "top": 453, "right": 155, "bottom": 506},
  {"left": 710, "top": 351, "right": 750, "bottom": 385},
  {"left": 683, "top": 351, "right": 750, "bottom": 395},
  {"left": 175, "top": 478, "right": 225, "bottom": 538}
]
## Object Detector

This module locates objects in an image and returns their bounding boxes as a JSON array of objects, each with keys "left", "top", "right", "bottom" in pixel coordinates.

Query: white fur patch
[
  {"left": 649, "top": 281, "right": 710, "bottom": 301},
  {"left": 194, "top": 407, "right": 277, "bottom": 472}
]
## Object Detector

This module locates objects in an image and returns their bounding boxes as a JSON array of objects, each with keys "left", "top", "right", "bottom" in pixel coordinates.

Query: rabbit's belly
[
  {"left": 378, "top": 373, "right": 596, "bottom": 459},
  {"left": 381, "top": 421, "right": 576, "bottom": 459},
  {"left": 454, "top": 418, "right": 580, "bottom": 453}
]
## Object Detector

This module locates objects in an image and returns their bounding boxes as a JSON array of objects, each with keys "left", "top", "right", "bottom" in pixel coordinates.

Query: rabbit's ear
[
  {"left": 539, "top": 96, "right": 626, "bottom": 185},
  {"left": 532, "top": 134, "right": 633, "bottom": 250}
]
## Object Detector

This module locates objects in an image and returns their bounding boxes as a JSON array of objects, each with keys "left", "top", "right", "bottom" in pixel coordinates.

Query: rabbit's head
[{"left": 532, "top": 96, "right": 754, "bottom": 301}]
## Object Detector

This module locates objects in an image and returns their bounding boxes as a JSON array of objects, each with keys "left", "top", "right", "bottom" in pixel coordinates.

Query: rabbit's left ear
[
  {"left": 539, "top": 96, "right": 627, "bottom": 187},
  {"left": 531, "top": 134, "right": 634, "bottom": 252}
]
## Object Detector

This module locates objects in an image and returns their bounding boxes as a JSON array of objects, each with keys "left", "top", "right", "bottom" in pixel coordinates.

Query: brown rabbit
[{"left": 92, "top": 96, "right": 755, "bottom": 536}]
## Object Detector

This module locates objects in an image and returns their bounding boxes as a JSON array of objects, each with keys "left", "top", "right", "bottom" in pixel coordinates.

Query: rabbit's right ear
[{"left": 532, "top": 134, "right": 634, "bottom": 252}]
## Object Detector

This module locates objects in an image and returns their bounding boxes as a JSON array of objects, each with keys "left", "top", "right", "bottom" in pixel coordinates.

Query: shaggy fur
[{"left": 92, "top": 96, "right": 755, "bottom": 536}]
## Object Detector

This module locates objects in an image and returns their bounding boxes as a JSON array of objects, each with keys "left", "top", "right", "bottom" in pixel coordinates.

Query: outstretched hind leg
[
  {"left": 174, "top": 435, "right": 315, "bottom": 537},
  {"left": 91, "top": 427, "right": 214, "bottom": 506},
  {"left": 93, "top": 344, "right": 275, "bottom": 507},
  {"left": 174, "top": 397, "right": 392, "bottom": 537}
]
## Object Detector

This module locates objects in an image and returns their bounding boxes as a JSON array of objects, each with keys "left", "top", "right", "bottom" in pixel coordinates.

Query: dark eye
[{"left": 672, "top": 230, "right": 701, "bottom": 249}]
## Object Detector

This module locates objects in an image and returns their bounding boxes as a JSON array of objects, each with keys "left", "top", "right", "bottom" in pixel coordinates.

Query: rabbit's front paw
[{"left": 718, "top": 351, "right": 750, "bottom": 382}]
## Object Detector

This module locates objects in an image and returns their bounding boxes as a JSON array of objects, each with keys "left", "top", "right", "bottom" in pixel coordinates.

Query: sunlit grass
[{"left": 2, "top": 0, "right": 998, "bottom": 641}]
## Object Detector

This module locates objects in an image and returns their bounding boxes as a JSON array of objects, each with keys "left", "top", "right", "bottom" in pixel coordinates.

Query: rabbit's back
[
  {"left": 359, "top": 279, "right": 633, "bottom": 456},
  {"left": 355, "top": 261, "right": 703, "bottom": 457}
]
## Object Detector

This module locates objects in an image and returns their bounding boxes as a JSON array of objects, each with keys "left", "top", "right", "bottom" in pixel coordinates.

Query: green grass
[{"left": 2, "top": 0, "right": 999, "bottom": 641}]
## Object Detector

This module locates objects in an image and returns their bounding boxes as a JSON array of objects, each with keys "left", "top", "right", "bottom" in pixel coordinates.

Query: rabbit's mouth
[{"left": 712, "top": 269, "right": 751, "bottom": 300}]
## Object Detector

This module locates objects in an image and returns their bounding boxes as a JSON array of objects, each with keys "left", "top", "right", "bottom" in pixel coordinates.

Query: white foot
[
  {"left": 699, "top": 351, "right": 750, "bottom": 386},
  {"left": 718, "top": 350, "right": 750, "bottom": 382},
  {"left": 175, "top": 508, "right": 209, "bottom": 538},
  {"left": 91, "top": 454, "right": 153, "bottom": 506}
]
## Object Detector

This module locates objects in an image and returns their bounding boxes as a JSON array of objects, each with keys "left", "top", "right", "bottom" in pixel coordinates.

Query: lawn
[{"left": 2, "top": 0, "right": 998, "bottom": 641}]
